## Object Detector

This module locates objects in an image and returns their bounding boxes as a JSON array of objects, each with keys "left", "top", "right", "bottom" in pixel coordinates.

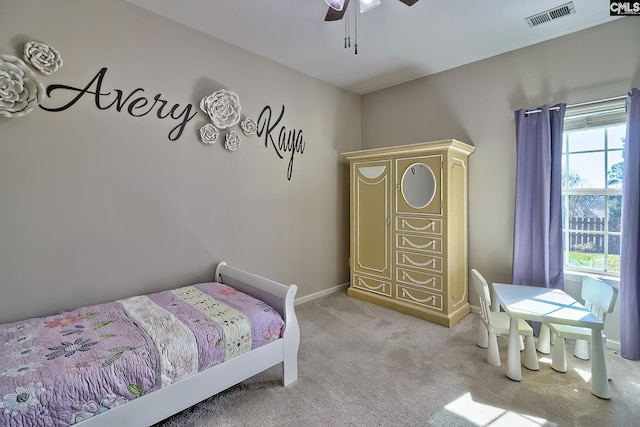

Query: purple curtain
[
  {"left": 512, "top": 104, "right": 566, "bottom": 291},
  {"left": 621, "top": 88, "right": 640, "bottom": 360}
]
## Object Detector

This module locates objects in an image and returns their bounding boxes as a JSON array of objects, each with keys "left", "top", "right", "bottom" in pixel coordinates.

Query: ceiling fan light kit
[
  {"left": 324, "top": 0, "right": 419, "bottom": 21},
  {"left": 324, "top": 0, "right": 346, "bottom": 11},
  {"left": 359, "top": 0, "right": 381, "bottom": 13}
]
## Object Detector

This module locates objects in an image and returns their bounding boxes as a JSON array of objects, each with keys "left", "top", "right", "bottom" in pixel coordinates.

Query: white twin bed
[{"left": 0, "top": 262, "right": 300, "bottom": 427}]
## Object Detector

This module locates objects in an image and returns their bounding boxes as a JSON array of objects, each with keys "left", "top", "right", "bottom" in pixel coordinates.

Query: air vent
[{"left": 526, "top": 2, "right": 576, "bottom": 28}]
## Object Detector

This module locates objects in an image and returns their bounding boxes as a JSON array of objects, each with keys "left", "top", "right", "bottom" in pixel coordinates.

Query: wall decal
[
  {"left": 39, "top": 67, "right": 198, "bottom": 141},
  {"left": 0, "top": 54, "right": 44, "bottom": 118},
  {"left": 200, "top": 123, "right": 219, "bottom": 144},
  {"left": 23, "top": 41, "right": 63, "bottom": 75},
  {"left": 5, "top": 39, "right": 308, "bottom": 178},
  {"left": 256, "top": 104, "right": 306, "bottom": 181}
]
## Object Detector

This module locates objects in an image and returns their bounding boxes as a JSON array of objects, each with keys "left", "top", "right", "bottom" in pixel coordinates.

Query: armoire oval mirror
[{"left": 401, "top": 162, "right": 436, "bottom": 209}]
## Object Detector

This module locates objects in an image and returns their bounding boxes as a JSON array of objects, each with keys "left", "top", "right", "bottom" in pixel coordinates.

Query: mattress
[{"left": 0, "top": 282, "right": 285, "bottom": 427}]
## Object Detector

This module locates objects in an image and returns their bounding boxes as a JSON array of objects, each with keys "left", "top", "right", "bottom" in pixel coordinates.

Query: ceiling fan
[{"left": 324, "top": 0, "right": 420, "bottom": 21}]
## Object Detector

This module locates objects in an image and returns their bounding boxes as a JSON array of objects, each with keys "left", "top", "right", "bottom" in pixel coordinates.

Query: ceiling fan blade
[
  {"left": 398, "top": 0, "right": 419, "bottom": 5},
  {"left": 325, "top": 0, "right": 350, "bottom": 21}
]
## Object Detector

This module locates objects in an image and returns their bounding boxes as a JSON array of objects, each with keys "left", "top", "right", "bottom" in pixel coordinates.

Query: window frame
[{"left": 561, "top": 122, "right": 625, "bottom": 277}]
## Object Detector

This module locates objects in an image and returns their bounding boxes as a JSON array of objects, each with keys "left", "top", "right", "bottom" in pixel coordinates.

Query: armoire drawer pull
[
  {"left": 401, "top": 219, "right": 436, "bottom": 232},
  {"left": 401, "top": 271, "right": 435, "bottom": 286},
  {"left": 401, "top": 288, "right": 437, "bottom": 305},
  {"left": 358, "top": 278, "right": 386, "bottom": 291},
  {"left": 401, "top": 254, "right": 436, "bottom": 268},
  {"left": 401, "top": 236, "right": 436, "bottom": 250}
]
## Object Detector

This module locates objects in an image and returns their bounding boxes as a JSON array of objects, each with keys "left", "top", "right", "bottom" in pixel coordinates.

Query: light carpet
[{"left": 155, "top": 290, "right": 640, "bottom": 426}]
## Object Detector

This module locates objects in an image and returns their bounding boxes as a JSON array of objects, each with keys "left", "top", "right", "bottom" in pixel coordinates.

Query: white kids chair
[{"left": 471, "top": 269, "right": 538, "bottom": 368}]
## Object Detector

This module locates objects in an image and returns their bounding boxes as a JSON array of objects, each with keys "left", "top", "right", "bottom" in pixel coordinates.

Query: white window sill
[{"left": 564, "top": 269, "right": 620, "bottom": 286}]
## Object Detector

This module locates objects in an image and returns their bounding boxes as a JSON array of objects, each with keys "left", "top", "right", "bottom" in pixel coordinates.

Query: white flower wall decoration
[
  {"left": 23, "top": 41, "right": 63, "bottom": 75},
  {"left": 200, "top": 89, "right": 241, "bottom": 129},
  {"left": 199, "top": 123, "right": 219, "bottom": 144},
  {"left": 224, "top": 131, "right": 241, "bottom": 151},
  {"left": 240, "top": 116, "right": 257, "bottom": 136},
  {"left": 0, "top": 54, "right": 44, "bottom": 118},
  {"left": 199, "top": 89, "right": 256, "bottom": 152}
]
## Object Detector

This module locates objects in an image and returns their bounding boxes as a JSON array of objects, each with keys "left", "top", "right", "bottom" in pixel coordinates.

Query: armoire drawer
[
  {"left": 396, "top": 268, "right": 443, "bottom": 292},
  {"left": 352, "top": 274, "right": 392, "bottom": 297},
  {"left": 396, "top": 251, "right": 443, "bottom": 273},
  {"left": 396, "top": 216, "right": 442, "bottom": 235},
  {"left": 396, "top": 233, "right": 443, "bottom": 255},
  {"left": 396, "top": 284, "right": 443, "bottom": 311}
]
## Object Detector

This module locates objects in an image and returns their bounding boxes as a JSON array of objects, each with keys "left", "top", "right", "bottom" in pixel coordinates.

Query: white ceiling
[{"left": 125, "top": 0, "right": 620, "bottom": 95}]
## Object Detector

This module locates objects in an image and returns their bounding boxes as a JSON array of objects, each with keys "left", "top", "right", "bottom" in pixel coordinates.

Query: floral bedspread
[{"left": 0, "top": 282, "right": 285, "bottom": 427}]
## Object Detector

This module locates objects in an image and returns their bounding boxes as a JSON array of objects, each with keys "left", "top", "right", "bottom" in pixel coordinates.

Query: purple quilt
[{"left": 0, "top": 282, "right": 285, "bottom": 427}]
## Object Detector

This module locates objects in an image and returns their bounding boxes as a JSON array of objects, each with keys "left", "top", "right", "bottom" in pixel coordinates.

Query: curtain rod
[{"left": 523, "top": 95, "right": 627, "bottom": 116}]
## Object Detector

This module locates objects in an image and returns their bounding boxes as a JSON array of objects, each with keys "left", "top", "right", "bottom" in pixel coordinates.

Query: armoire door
[{"left": 352, "top": 160, "right": 392, "bottom": 279}]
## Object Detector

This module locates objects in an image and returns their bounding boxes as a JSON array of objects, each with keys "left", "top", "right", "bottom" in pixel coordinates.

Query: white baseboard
[
  {"left": 295, "top": 282, "right": 349, "bottom": 306},
  {"left": 607, "top": 340, "right": 621, "bottom": 352}
]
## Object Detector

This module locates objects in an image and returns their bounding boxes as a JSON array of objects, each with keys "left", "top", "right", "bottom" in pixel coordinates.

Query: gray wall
[
  {"left": 0, "top": 0, "right": 360, "bottom": 323},
  {"left": 1, "top": 1, "right": 637, "bottom": 348},
  {"left": 361, "top": 18, "right": 640, "bottom": 346}
]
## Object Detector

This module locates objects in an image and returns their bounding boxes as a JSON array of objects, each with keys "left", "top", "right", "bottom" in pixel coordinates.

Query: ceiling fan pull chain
[
  {"left": 344, "top": 9, "right": 350, "bottom": 48},
  {"left": 344, "top": 11, "right": 347, "bottom": 47},
  {"left": 348, "top": 10, "right": 351, "bottom": 47},
  {"left": 354, "top": 1, "right": 358, "bottom": 54}
]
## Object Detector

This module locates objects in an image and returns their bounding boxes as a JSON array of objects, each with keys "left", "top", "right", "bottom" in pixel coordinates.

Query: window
[{"left": 561, "top": 99, "right": 626, "bottom": 275}]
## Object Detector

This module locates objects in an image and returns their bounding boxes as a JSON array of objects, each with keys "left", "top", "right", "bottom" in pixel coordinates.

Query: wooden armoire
[{"left": 343, "top": 140, "right": 475, "bottom": 327}]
